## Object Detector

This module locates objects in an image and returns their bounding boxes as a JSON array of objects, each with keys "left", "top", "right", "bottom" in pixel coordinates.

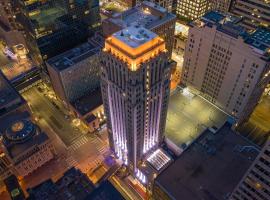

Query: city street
[
  {"left": 22, "top": 85, "right": 83, "bottom": 146},
  {"left": 19, "top": 83, "right": 110, "bottom": 191}
]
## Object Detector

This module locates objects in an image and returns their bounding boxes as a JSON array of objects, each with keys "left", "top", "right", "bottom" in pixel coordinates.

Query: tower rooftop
[
  {"left": 104, "top": 26, "right": 166, "bottom": 71},
  {"left": 105, "top": 1, "right": 175, "bottom": 32},
  {"left": 113, "top": 26, "right": 157, "bottom": 48}
]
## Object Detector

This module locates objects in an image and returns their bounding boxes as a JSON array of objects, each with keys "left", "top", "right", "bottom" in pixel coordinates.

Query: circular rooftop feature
[
  {"left": 11, "top": 122, "right": 24, "bottom": 132},
  {"left": 5, "top": 120, "right": 36, "bottom": 143}
]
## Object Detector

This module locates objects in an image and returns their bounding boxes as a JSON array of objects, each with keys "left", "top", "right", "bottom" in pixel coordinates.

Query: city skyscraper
[
  {"left": 231, "top": 0, "right": 270, "bottom": 30},
  {"left": 181, "top": 11, "right": 270, "bottom": 124},
  {"left": 100, "top": 26, "right": 172, "bottom": 176},
  {"left": 176, "top": 0, "right": 211, "bottom": 21},
  {"left": 13, "top": 0, "right": 100, "bottom": 65}
]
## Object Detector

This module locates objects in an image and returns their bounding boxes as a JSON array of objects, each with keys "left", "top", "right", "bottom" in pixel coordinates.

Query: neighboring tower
[
  {"left": 230, "top": 137, "right": 270, "bottom": 200},
  {"left": 13, "top": 0, "right": 100, "bottom": 65},
  {"left": 176, "top": 0, "right": 212, "bottom": 21},
  {"left": 231, "top": 0, "right": 270, "bottom": 30},
  {"left": 181, "top": 11, "right": 270, "bottom": 124},
  {"left": 102, "top": 1, "right": 176, "bottom": 58},
  {"left": 100, "top": 26, "right": 171, "bottom": 174},
  {"left": 211, "top": 0, "right": 232, "bottom": 13},
  {"left": 46, "top": 42, "right": 100, "bottom": 105}
]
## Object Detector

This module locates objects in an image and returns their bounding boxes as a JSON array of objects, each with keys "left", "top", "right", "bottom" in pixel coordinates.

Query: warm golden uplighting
[{"left": 104, "top": 35, "right": 166, "bottom": 71}]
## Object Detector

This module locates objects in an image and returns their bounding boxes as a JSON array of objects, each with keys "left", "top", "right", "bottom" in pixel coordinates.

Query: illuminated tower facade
[{"left": 100, "top": 26, "right": 171, "bottom": 174}]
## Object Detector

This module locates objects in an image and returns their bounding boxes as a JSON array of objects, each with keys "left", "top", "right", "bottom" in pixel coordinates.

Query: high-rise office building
[
  {"left": 13, "top": 0, "right": 100, "bottom": 65},
  {"left": 176, "top": 0, "right": 212, "bottom": 21},
  {"left": 181, "top": 11, "right": 270, "bottom": 124},
  {"left": 102, "top": 1, "right": 176, "bottom": 57},
  {"left": 231, "top": 0, "right": 270, "bottom": 30},
  {"left": 46, "top": 42, "right": 100, "bottom": 105},
  {"left": 100, "top": 26, "right": 172, "bottom": 176},
  {"left": 230, "top": 137, "right": 270, "bottom": 200}
]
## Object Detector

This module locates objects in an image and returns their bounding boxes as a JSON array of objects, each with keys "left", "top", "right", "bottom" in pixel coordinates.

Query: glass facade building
[{"left": 13, "top": 0, "right": 100, "bottom": 65}]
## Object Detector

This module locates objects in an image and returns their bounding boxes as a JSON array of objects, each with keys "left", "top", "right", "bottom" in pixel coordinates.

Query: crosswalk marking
[
  {"left": 68, "top": 135, "right": 109, "bottom": 154},
  {"left": 97, "top": 145, "right": 108, "bottom": 154},
  {"left": 66, "top": 156, "right": 78, "bottom": 167},
  {"left": 69, "top": 135, "right": 92, "bottom": 151}
]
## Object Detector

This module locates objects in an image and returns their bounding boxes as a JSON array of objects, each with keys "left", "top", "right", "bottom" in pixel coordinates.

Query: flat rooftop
[
  {"left": 113, "top": 26, "right": 157, "bottom": 48},
  {"left": 0, "top": 71, "right": 24, "bottom": 115},
  {"left": 196, "top": 11, "right": 270, "bottom": 57},
  {"left": 156, "top": 123, "right": 260, "bottom": 200},
  {"left": 29, "top": 4, "right": 66, "bottom": 30},
  {"left": 47, "top": 42, "right": 100, "bottom": 71},
  {"left": 165, "top": 87, "right": 229, "bottom": 148},
  {"left": 201, "top": 11, "right": 241, "bottom": 25},
  {"left": 0, "top": 112, "right": 49, "bottom": 161},
  {"left": 108, "top": 1, "right": 175, "bottom": 30},
  {"left": 245, "top": 28, "right": 270, "bottom": 55},
  {"left": 71, "top": 89, "right": 103, "bottom": 117}
]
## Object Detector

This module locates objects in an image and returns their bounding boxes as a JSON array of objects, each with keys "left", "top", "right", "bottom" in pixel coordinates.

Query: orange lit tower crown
[{"left": 103, "top": 26, "right": 166, "bottom": 71}]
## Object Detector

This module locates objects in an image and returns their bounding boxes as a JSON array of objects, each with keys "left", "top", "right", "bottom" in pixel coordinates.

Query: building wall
[
  {"left": 14, "top": 142, "right": 54, "bottom": 177},
  {"left": 13, "top": 0, "right": 100, "bottom": 65},
  {"left": 230, "top": 138, "right": 270, "bottom": 200},
  {"left": 152, "top": 18, "right": 176, "bottom": 58},
  {"left": 100, "top": 42, "right": 171, "bottom": 174},
  {"left": 210, "top": 0, "right": 232, "bottom": 13},
  {"left": 176, "top": 0, "right": 212, "bottom": 21},
  {"left": 231, "top": 0, "right": 270, "bottom": 30},
  {"left": 174, "top": 35, "right": 186, "bottom": 54},
  {"left": 48, "top": 54, "right": 100, "bottom": 104},
  {"left": 64, "top": 0, "right": 100, "bottom": 30},
  {"left": 47, "top": 64, "right": 68, "bottom": 103},
  {"left": 0, "top": 153, "right": 12, "bottom": 181},
  {"left": 60, "top": 55, "right": 100, "bottom": 103},
  {"left": 181, "top": 24, "right": 270, "bottom": 123}
]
